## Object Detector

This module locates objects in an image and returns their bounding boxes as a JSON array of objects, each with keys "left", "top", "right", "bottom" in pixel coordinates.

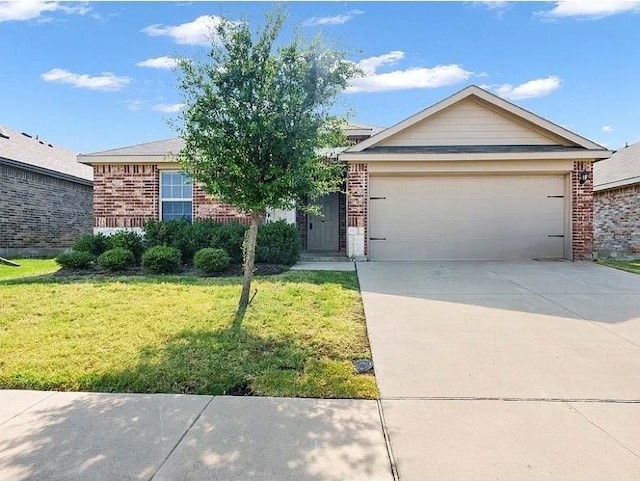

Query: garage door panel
[{"left": 369, "top": 175, "right": 566, "bottom": 261}]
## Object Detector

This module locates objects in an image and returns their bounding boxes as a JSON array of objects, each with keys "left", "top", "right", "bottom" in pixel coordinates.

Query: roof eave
[
  {"left": 1, "top": 156, "right": 93, "bottom": 185},
  {"left": 340, "top": 150, "right": 612, "bottom": 162}
]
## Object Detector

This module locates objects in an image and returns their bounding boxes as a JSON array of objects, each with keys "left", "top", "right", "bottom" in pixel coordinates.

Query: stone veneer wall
[
  {"left": 0, "top": 163, "right": 92, "bottom": 256},
  {"left": 594, "top": 183, "right": 640, "bottom": 257}
]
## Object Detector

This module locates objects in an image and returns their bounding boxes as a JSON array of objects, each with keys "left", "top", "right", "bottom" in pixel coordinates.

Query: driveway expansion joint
[
  {"left": 376, "top": 399, "right": 400, "bottom": 481},
  {"left": 380, "top": 396, "right": 640, "bottom": 404}
]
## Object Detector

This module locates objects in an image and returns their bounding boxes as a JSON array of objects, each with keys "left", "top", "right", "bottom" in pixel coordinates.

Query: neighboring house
[
  {"left": 593, "top": 141, "right": 640, "bottom": 257},
  {"left": 79, "top": 85, "right": 610, "bottom": 261},
  {"left": 0, "top": 126, "right": 93, "bottom": 257}
]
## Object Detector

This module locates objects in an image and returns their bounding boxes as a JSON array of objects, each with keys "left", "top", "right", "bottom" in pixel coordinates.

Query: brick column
[
  {"left": 572, "top": 161, "right": 594, "bottom": 260},
  {"left": 346, "top": 162, "right": 368, "bottom": 257}
]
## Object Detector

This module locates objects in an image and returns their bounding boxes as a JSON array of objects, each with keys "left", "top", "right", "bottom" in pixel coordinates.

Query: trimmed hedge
[
  {"left": 193, "top": 248, "right": 230, "bottom": 273},
  {"left": 72, "top": 233, "right": 109, "bottom": 257},
  {"left": 97, "top": 248, "right": 135, "bottom": 272},
  {"left": 256, "top": 220, "right": 301, "bottom": 266},
  {"left": 107, "top": 231, "right": 145, "bottom": 263},
  {"left": 56, "top": 251, "right": 94, "bottom": 270},
  {"left": 142, "top": 218, "right": 300, "bottom": 266},
  {"left": 142, "top": 246, "right": 182, "bottom": 274}
]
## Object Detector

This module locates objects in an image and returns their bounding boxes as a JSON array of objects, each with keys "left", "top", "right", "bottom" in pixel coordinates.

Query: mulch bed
[{"left": 52, "top": 263, "right": 290, "bottom": 278}]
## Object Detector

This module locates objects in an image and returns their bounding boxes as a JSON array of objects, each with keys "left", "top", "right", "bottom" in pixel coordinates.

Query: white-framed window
[{"left": 160, "top": 171, "right": 193, "bottom": 222}]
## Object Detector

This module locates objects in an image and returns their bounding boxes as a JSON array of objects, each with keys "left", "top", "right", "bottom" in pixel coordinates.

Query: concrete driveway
[{"left": 357, "top": 261, "right": 640, "bottom": 480}]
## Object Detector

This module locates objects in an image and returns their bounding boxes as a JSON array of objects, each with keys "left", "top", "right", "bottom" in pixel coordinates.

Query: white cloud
[
  {"left": 358, "top": 50, "right": 404, "bottom": 76},
  {"left": 536, "top": 1, "right": 640, "bottom": 20},
  {"left": 153, "top": 103, "right": 184, "bottom": 113},
  {"left": 41, "top": 68, "right": 131, "bottom": 91},
  {"left": 303, "top": 9, "right": 364, "bottom": 26},
  {"left": 124, "top": 100, "right": 145, "bottom": 111},
  {"left": 602, "top": 125, "right": 614, "bottom": 132},
  {"left": 142, "top": 15, "right": 226, "bottom": 45},
  {"left": 477, "top": 1, "right": 511, "bottom": 16},
  {"left": 346, "top": 51, "right": 471, "bottom": 94},
  {"left": 488, "top": 76, "right": 562, "bottom": 100},
  {"left": 0, "top": 1, "right": 90, "bottom": 22},
  {"left": 136, "top": 56, "right": 179, "bottom": 69}
]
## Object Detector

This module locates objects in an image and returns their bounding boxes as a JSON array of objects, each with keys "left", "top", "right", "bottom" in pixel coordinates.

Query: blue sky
[{"left": 1, "top": 1, "right": 639, "bottom": 153}]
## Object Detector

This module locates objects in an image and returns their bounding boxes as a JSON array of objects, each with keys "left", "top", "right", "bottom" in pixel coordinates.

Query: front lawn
[
  {"left": 598, "top": 259, "right": 640, "bottom": 275},
  {"left": 0, "top": 258, "right": 59, "bottom": 280},
  {"left": 0, "top": 269, "right": 377, "bottom": 399}
]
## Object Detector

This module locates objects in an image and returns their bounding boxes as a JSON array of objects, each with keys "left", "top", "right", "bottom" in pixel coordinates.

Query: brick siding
[
  {"left": 594, "top": 184, "right": 640, "bottom": 256},
  {"left": 0, "top": 163, "right": 92, "bottom": 255},
  {"left": 94, "top": 164, "right": 159, "bottom": 228},
  {"left": 346, "top": 163, "right": 368, "bottom": 255},
  {"left": 93, "top": 164, "right": 250, "bottom": 229},
  {"left": 572, "top": 161, "right": 594, "bottom": 260},
  {"left": 192, "top": 183, "right": 251, "bottom": 224}
]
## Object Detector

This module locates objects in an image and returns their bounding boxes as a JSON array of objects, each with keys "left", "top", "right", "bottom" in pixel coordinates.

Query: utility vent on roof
[
  {"left": 48, "top": 143, "right": 53, "bottom": 148},
  {"left": 21, "top": 132, "right": 32, "bottom": 138},
  {"left": 0, "top": 127, "right": 9, "bottom": 139}
]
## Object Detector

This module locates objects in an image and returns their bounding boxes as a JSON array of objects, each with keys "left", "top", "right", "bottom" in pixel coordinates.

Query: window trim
[{"left": 159, "top": 170, "right": 194, "bottom": 222}]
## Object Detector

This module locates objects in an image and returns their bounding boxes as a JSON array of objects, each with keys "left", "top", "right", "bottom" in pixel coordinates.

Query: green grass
[
  {"left": 0, "top": 258, "right": 59, "bottom": 279},
  {"left": 599, "top": 259, "right": 640, "bottom": 275},
  {"left": 0, "top": 268, "right": 378, "bottom": 399}
]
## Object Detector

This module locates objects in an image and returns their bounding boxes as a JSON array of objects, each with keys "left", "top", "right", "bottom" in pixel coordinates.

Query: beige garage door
[{"left": 369, "top": 175, "right": 566, "bottom": 261}]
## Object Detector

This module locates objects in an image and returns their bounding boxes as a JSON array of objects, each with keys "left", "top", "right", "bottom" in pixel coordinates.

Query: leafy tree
[{"left": 175, "top": 11, "right": 358, "bottom": 312}]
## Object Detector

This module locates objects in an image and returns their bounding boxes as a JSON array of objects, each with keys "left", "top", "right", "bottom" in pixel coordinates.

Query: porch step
[{"left": 300, "top": 253, "right": 352, "bottom": 262}]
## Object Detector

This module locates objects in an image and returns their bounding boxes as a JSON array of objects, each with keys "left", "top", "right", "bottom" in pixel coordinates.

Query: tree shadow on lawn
[
  {"left": 86, "top": 327, "right": 309, "bottom": 396},
  {"left": 0, "top": 269, "right": 359, "bottom": 292}
]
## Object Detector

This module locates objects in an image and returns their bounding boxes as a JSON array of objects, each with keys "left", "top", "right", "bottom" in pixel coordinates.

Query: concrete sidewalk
[{"left": 0, "top": 390, "right": 393, "bottom": 481}]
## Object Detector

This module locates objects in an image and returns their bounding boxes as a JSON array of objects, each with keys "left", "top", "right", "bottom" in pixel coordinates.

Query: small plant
[
  {"left": 97, "top": 248, "right": 134, "bottom": 272},
  {"left": 142, "top": 246, "right": 182, "bottom": 274},
  {"left": 72, "top": 233, "right": 109, "bottom": 257},
  {"left": 55, "top": 251, "right": 94, "bottom": 270},
  {"left": 193, "top": 248, "right": 230, "bottom": 274},
  {"left": 107, "top": 231, "right": 145, "bottom": 263}
]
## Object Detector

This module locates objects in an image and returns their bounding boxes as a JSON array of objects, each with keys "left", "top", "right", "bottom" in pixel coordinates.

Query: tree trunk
[{"left": 239, "top": 212, "right": 260, "bottom": 309}]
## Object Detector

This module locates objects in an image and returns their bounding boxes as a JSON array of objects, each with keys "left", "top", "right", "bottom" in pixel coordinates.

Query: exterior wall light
[{"left": 579, "top": 169, "right": 589, "bottom": 185}]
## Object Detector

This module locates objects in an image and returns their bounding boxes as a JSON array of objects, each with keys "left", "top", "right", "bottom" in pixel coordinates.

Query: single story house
[
  {"left": 78, "top": 85, "right": 610, "bottom": 261},
  {"left": 0, "top": 126, "right": 93, "bottom": 257},
  {"left": 593, "top": 141, "right": 640, "bottom": 257}
]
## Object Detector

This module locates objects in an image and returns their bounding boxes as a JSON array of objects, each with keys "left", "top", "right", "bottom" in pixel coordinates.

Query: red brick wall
[
  {"left": 347, "top": 163, "right": 368, "bottom": 255},
  {"left": 94, "top": 164, "right": 158, "bottom": 228},
  {"left": 192, "top": 183, "right": 251, "bottom": 224},
  {"left": 572, "top": 161, "right": 594, "bottom": 260}
]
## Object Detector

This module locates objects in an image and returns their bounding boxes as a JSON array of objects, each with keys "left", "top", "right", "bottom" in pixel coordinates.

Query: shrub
[
  {"left": 193, "top": 248, "right": 230, "bottom": 273},
  {"left": 72, "top": 233, "right": 109, "bottom": 257},
  {"left": 97, "top": 248, "right": 134, "bottom": 272},
  {"left": 55, "top": 250, "right": 94, "bottom": 270},
  {"left": 216, "top": 222, "right": 248, "bottom": 264},
  {"left": 142, "top": 246, "right": 182, "bottom": 274},
  {"left": 256, "top": 220, "right": 301, "bottom": 265},
  {"left": 107, "top": 231, "right": 145, "bottom": 263}
]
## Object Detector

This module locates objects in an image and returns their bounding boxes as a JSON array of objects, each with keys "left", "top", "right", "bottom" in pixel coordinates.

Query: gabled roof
[
  {"left": 0, "top": 125, "right": 92, "bottom": 183},
  {"left": 594, "top": 141, "right": 640, "bottom": 192},
  {"left": 346, "top": 85, "right": 608, "bottom": 154}
]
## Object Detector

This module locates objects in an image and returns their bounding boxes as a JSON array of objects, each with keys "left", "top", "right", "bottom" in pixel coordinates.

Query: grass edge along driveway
[{"left": 0, "top": 267, "right": 378, "bottom": 399}]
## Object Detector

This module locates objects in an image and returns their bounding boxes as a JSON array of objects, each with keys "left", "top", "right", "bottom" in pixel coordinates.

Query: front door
[{"left": 307, "top": 193, "right": 339, "bottom": 251}]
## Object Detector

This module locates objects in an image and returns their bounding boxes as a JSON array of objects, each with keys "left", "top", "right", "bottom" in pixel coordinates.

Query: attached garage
[
  {"left": 342, "top": 85, "right": 612, "bottom": 262},
  {"left": 368, "top": 174, "right": 567, "bottom": 261}
]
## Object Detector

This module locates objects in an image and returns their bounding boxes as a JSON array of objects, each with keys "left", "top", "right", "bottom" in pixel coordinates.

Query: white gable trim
[{"left": 347, "top": 85, "right": 607, "bottom": 153}]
